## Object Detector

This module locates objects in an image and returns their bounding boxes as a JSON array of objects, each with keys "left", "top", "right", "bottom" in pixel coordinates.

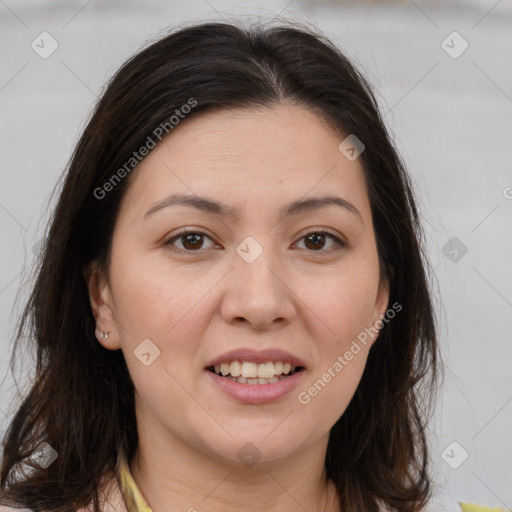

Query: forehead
[{"left": 117, "top": 104, "right": 370, "bottom": 222}]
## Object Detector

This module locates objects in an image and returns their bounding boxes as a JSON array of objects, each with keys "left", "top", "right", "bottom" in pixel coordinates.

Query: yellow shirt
[{"left": 116, "top": 448, "right": 153, "bottom": 512}]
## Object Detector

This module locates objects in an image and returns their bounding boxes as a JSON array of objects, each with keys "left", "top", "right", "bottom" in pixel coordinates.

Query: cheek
[
  {"left": 300, "top": 257, "right": 380, "bottom": 347},
  {"left": 109, "top": 253, "right": 209, "bottom": 418},
  {"left": 302, "top": 254, "right": 380, "bottom": 420},
  {"left": 297, "top": 337, "right": 370, "bottom": 430},
  {"left": 109, "top": 244, "right": 215, "bottom": 340},
  {"left": 108, "top": 247, "right": 224, "bottom": 393}
]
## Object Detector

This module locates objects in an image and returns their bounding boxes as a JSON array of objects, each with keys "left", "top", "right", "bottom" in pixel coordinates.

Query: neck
[{"left": 129, "top": 423, "right": 340, "bottom": 512}]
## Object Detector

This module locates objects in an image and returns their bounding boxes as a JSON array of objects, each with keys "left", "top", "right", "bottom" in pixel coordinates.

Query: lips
[
  {"left": 204, "top": 348, "right": 307, "bottom": 403},
  {"left": 204, "top": 365, "right": 305, "bottom": 404}
]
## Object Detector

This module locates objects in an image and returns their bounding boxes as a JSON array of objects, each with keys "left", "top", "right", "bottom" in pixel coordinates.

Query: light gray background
[{"left": 1, "top": 1, "right": 511, "bottom": 510}]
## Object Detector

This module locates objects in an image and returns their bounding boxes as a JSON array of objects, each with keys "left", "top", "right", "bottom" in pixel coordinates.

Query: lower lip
[{"left": 204, "top": 369, "right": 306, "bottom": 404}]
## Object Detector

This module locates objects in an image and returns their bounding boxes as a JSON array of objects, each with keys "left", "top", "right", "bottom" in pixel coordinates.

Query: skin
[{"left": 87, "top": 103, "right": 390, "bottom": 512}]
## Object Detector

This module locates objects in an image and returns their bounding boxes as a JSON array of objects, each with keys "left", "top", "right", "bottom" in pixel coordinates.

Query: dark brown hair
[{"left": 0, "top": 18, "right": 440, "bottom": 512}]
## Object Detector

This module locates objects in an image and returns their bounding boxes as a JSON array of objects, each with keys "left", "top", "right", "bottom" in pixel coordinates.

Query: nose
[{"left": 220, "top": 244, "right": 296, "bottom": 330}]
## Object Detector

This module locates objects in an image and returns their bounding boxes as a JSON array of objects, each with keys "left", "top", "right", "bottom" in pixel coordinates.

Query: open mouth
[{"left": 207, "top": 361, "right": 305, "bottom": 385}]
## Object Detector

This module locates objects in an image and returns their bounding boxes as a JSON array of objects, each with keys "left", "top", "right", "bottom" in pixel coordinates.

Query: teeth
[
  {"left": 223, "top": 374, "right": 290, "bottom": 384},
  {"left": 211, "top": 360, "right": 300, "bottom": 379},
  {"left": 257, "top": 362, "right": 274, "bottom": 379},
  {"left": 230, "top": 361, "right": 242, "bottom": 377},
  {"left": 241, "top": 362, "right": 258, "bottom": 378}
]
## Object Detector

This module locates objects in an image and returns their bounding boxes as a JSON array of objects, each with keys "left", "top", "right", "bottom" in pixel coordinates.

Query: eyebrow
[{"left": 144, "top": 193, "right": 362, "bottom": 222}]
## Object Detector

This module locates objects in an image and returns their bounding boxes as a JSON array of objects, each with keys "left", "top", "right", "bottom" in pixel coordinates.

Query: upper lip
[{"left": 205, "top": 348, "right": 307, "bottom": 369}]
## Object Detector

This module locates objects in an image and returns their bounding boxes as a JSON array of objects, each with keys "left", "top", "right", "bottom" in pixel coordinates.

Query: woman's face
[{"left": 89, "top": 104, "right": 389, "bottom": 468}]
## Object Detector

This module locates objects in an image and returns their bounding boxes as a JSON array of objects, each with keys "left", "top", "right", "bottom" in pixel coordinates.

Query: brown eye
[
  {"left": 164, "top": 230, "right": 217, "bottom": 252},
  {"left": 181, "top": 233, "right": 205, "bottom": 250},
  {"left": 304, "top": 233, "right": 326, "bottom": 251},
  {"left": 297, "top": 231, "right": 345, "bottom": 252}
]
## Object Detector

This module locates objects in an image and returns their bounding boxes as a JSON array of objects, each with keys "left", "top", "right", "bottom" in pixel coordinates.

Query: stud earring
[{"left": 96, "top": 329, "right": 110, "bottom": 339}]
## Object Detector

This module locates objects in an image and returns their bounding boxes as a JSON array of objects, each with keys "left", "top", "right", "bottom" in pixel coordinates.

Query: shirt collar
[{"left": 116, "top": 446, "right": 153, "bottom": 512}]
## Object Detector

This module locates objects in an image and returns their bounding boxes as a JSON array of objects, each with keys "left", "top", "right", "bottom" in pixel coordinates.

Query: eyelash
[{"left": 163, "top": 228, "right": 346, "bottom": 254}]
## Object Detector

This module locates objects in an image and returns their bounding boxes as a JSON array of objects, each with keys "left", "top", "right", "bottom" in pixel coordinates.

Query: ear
[
  {"left": 84, "top": 260, "right": 121, "bottom": 350},
  {"left": 374, "top": 278, "right": 390, "bottom": 320}
]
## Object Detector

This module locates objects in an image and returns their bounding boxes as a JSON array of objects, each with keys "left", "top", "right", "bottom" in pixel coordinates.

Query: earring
[{"left": 96, "top": 329, "right": 110, "bottom": 339}]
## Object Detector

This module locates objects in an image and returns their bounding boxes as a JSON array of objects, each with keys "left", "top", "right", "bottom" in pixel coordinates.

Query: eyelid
[{"left": 295, "top": 227, "right": 348, "bottom": 247}]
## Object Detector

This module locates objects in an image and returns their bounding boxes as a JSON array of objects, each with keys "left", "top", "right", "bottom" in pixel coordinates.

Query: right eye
[{"left": 163, "top": 229, "right": 220, "bottom": 252}]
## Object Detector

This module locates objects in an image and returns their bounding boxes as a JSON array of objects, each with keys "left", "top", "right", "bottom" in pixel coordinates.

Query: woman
[{"left": 0, "top": 19, "right": 440, "bottom": 512}]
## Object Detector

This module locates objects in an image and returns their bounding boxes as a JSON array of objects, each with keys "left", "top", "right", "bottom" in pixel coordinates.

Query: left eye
[
  {"left": 295, "top": 231, "right": 345, "bottom": 252},
  {"left": 164, "top": 230, "right": 345, "bottom": 253}
]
